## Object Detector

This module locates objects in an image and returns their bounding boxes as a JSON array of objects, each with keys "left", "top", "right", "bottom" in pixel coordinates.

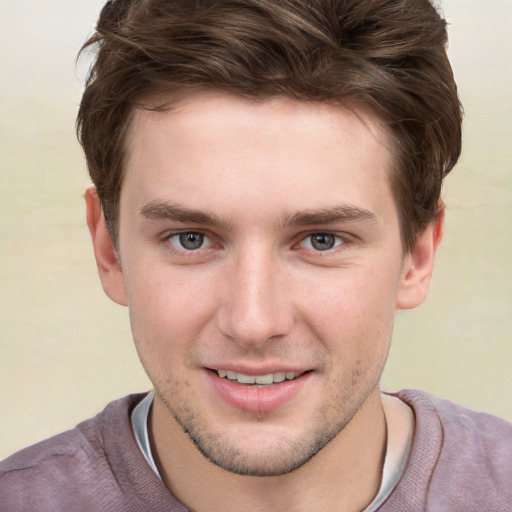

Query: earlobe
[
  {"left": 396, "top": 205, "right": 444, "bottom": 310},
  {"left": 85, "top": 185, "right": 128, "bottom": 306}
]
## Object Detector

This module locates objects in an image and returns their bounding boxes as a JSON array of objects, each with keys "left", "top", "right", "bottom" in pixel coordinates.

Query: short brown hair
[{"left": 77, "top": 0, "right": 462, "bottom": 251}]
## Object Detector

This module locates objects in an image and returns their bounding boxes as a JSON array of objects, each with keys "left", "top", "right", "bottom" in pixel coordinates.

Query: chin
[{"left": 172, "top": 408, "right": 350, "bottom": 477}]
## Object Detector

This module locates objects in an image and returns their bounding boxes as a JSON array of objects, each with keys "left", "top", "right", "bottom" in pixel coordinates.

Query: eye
[
  {"left": 168, "top": 231, "right": 212, "bottom": 251},
  {"left": 301, "top": 233, "right": 344, "bottom": 251}
]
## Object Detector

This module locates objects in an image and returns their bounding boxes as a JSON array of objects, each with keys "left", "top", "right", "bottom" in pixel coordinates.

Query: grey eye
[
  {"left": 308, "top": 233, "right": 339, "bottom": 251},
  {"left": 179, "top": 232, "right": 205, "bottom": 250}
]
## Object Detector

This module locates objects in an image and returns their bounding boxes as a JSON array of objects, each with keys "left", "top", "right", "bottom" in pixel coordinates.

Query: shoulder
[
  {"left": 392, "top": 389, "right": 512, "bottom": 510},
  {"left": 397, "top": 388, "right": 512, "bottom": 450},
  {"left": 0, "top": 394, "right": 144, "bottom": 511}
]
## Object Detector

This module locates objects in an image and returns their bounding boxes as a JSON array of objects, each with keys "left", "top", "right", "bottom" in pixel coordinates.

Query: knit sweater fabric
[{"left": 1, "top": 389, "right": 511, "bottom": 511}]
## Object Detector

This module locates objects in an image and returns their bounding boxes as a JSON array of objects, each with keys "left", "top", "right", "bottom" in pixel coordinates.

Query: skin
[{"left": 86, "top": 91, "right": 443, "bottom": 511}]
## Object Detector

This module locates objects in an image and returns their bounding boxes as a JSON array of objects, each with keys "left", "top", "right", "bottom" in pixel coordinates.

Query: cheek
[
  {"left": 123, "top": 264, "right": 218, "bottom": 350},
  {"left": 298, "top": 266, "right": 398, "bottom": 354}
]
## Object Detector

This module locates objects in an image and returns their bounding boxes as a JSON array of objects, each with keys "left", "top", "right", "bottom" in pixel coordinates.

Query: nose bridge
[{"left": 219, "top": 242, "right": 292, "bottom": 347}]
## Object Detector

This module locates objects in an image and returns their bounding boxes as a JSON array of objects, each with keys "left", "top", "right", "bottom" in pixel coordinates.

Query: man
[{"left": 1, "top": 0, "right": 511, "bottom": 510}]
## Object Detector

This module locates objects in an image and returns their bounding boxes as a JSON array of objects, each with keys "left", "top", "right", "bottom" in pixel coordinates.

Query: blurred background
[{"left": 0, "top": 0, "right": 511, "bottom": 458}]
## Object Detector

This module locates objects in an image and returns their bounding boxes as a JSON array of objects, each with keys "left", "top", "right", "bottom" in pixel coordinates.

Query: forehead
[
  {"left": 129, "top": 91, "right": 390, "bottom": 154},
  {"left": 122, "top": 91, "right": 396, "bottom": 223}
]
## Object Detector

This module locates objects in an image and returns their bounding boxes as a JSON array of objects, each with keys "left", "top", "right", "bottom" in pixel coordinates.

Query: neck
[{"left": 150, "top": 387, "right": 388, "bottom": 512}]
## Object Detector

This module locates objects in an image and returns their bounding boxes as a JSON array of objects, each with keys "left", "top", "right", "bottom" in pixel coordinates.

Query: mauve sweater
[{"left": 1, "top": 389, "right": 511, "bottom": 511}]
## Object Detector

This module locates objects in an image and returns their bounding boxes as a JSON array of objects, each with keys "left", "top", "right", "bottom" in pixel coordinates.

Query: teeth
[
  {"left": 238, "top": 374, "right": 255, "bottom": 384},
  {"left": 255, "top": 374, "right": 273, "bottom": 385},
  {"left": 216, "top": 369, "right": 301, "bottom": 384}
]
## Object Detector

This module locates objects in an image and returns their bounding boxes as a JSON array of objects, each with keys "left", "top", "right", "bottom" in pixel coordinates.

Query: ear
[
  {"left": 85, "top": 185, "right": 127, "bottom": 306},
  {"left": 396, "top": 204, "right": 444, "bottom": 310}
]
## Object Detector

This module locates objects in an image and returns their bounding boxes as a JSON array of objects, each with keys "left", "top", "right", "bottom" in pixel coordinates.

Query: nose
[{"left": 217, "top": 246, "right": 294, "bottom": 348}]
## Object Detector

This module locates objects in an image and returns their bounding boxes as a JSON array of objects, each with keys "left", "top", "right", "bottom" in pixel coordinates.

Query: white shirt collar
[{"left": 131, "top": 390, "right": 413, "bottom": 509}]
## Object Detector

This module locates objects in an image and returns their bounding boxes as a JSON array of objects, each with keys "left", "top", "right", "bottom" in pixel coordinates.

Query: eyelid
[
  {"left": 295, "top": 231, "right": 350, "bottom": 253},
  {"left": 163, "top": 229, "right": 216, "bottom": 252},
  {"left": 159, "top": 228, "right": 352, "bottom": 256}
]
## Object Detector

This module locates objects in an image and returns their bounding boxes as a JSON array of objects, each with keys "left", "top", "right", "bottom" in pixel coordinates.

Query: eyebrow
[
  {"left": 281, "top": 205, "right": 378, "bottom": 227},
  {"left": 139, "top": 201, "right": 233, "bottom": 228},
  {"left": 140, "top": 201, "right": 378, "bottom": 229}
]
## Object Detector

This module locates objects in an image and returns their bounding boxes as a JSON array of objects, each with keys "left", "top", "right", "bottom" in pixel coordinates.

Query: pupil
[
  {"left": 311, "top": 233, "right": 335, "bottom": 250},
  {"left": 179, "top": 232, "right": 204, "bottom": 250}
]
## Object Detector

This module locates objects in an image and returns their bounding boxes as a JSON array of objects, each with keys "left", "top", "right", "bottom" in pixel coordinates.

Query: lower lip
[{"left": 205, "top": 370, "right": 311, "bottom": 413}]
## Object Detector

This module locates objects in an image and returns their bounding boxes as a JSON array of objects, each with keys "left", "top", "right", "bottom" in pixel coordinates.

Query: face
[{"left": 89, "top": 91, "right": 436, "bottom": 476}]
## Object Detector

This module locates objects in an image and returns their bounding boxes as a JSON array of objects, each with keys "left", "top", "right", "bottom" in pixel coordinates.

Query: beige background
[{"left": 1, "top": 0, "right": 511, "bottom": 459}]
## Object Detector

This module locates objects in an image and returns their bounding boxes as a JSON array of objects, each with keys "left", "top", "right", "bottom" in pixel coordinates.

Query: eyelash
[
  {"left": 296, "top": 232, "right": 347, "bottom": 253},
  {"left": 164, "top": 231, "right": 216, "bottom": 254},
  {"left": 162, "top": 230, "right": 350, "bottom": 257}
]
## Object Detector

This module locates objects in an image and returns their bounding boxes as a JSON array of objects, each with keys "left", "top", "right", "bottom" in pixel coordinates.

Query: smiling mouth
[{"left": 214, "top": 369, "right": 304, "bottom": 386}]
